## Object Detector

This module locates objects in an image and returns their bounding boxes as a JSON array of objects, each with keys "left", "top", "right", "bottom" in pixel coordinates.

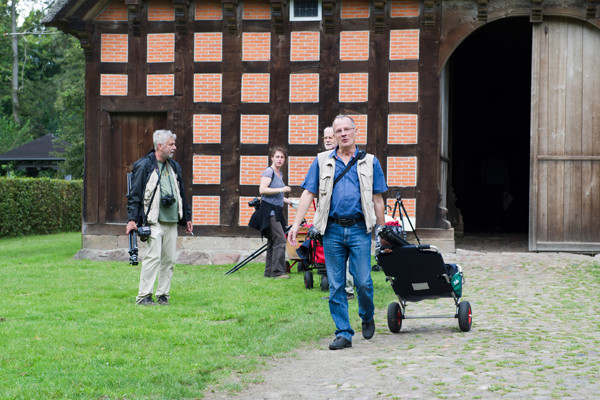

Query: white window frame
[{"left": 290, "top": 0, "right": 322, "bottom": 21}]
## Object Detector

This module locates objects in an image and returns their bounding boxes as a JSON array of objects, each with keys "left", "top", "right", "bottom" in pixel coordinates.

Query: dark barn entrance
[{"left": 449, "top": 17, "right": 532, "bottom": 234}]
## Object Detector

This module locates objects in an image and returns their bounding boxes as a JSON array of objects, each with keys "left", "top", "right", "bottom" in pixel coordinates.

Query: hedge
[{"left": 0, "top": 177, "right": 82, "bottom": 237}]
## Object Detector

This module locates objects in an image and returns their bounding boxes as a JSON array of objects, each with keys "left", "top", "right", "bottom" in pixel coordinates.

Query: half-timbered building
[{"left": 45, "top": 0, "right": 600, "bottom": 262}]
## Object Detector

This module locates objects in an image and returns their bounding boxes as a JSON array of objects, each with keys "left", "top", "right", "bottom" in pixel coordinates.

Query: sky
[{"left": 16, "top": 0, "right": 47, "bottom": 25}]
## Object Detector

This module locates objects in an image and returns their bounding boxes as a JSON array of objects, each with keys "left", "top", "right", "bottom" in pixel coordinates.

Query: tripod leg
[{"left": 225, "top": 243, "right": 269, "bottom": 275}]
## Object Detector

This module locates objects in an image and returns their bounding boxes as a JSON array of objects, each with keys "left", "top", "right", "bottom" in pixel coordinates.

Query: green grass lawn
[{"left": 0, "top": 233, "right": 391, "bottom": 399}]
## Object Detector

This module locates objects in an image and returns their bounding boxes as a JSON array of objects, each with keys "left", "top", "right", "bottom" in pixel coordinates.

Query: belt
[{"left": 328, "top": 216, "right": 364, "bottom": 227}]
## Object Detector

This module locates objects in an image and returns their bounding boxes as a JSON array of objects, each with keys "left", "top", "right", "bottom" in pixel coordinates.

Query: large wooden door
[
  {"left": 104, "top": 112, "right": 167, "bottom": 223},
  {"left": 530, "top": 17, "right": 600, "bottom": 251}
]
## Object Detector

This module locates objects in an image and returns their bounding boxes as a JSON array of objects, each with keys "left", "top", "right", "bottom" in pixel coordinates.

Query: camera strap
[
  {"left": 332, "top": 149, "right": 366, "bottom": 189},
  {"left": 142, "top": 161, "right": 167, "bottom": 225}
]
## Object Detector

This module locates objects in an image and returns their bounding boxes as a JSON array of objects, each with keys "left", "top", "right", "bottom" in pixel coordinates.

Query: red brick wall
[
  {"left": 341, "top": 0, "right": 370, "bottom": 18},
  {"left": 192, "top": 196, "right": 220, "bottom": 225},
  {"left": 242, "top": 74, "right": 270, "bottom": 103},
  {"left": 289, "top": 115, "right": 318, "bottom": 145},
  {"left": 243, "top": 32, "right": 271, "bottom": 61},
  {"left": 288, "top": 156, "right": 313, "bottom": 186},
  {"left": 147, "top": 74, "right": 174, "bottom": 96},
  {"left": 390, "top": 0, "right": 420, "bottom": 18},
  {"left": 195, "top": 33, "right": 222, "bottom": 62},
  {"left": 148, "top": 0, "right": 174, "bottom": 21},
  {"left": 194, "top": 74, "right": 222, "bottom": 102},
  {"left": 340, "top": 31, "right": 369, "bottom": 61},
  {"left": 194, "top": 114, "right": 222, "bottom": 143},
  {"left": 96, "top": 1, "right": 127, "bottom": 21},
  {"left": 289, "top": 74, "right": 319, "bottom": 103},
  {"left": 239, "top": 196, "right": 257, "bottom": 226},
  {"left": 241, "top": 115, "right": 269, "bottom": 144},
  {"left": 240, "top": 156, "right": 268, "bottom": 185},
  {"left": 195, "top": 0, "right": 222, "bottom": 20},
  {"left": 386, "top": 198, "right": 416, "bottom": 218},
  {"left": 101, "top": 34, "right": 128, "bottom": 63},
  {"left": 147, "top": 33, "right": 175, "bottom": 63},
  {"left": 339, "top": 73, "right": 368, "bottom": 102},
  {"left": 291, "top": 32, "right": 320, "bottom": 61},
  {"left": 348, "top": 114, "right": 367, "bottom": 145},
  {"left": 243, "top": 0, "right": 271, "bottom": 19},
  {"left": 193, "top": 155, "right": 221, "bottom": 184},
  {"left": 389, "top": 72, "right": 418, "bottom": 102},
  {"left": 390, "top": 30, "right": 419, "bottom": 60},
  {"left": 387, "top": 156, "right": 417, "bottom": 186},
  {"left": 93, "top": 1, "right": 424, "bottom": 228},
  {"left": 388, "top": 114, "right": 418, "bottom": 144},
  {"left": 100, "top": 74, "right": 127, "bottom": 96}
]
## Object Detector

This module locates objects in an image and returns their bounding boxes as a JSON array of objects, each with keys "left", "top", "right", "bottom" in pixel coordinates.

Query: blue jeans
[{"left": 322, "top": 220, "right": 374, "bottom": 340}]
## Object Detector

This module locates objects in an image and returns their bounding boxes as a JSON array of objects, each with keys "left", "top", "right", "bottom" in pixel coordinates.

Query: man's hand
[
  {"left": 287, "top": 223, "right": 301, "bottom": 246},
  {"left": 186, "top": 221, "right": 194, "bottom": 235},
  {"left": 126, "top": 220, "right": 137, "bottom": 234},
  {"left": 287, "top": 190, "right": 316, "bottom": 246}
]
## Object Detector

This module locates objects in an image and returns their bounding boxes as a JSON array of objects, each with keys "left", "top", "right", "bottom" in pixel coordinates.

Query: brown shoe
[{"left": 274, "top": 274, "right": 290, "bottom": 279}]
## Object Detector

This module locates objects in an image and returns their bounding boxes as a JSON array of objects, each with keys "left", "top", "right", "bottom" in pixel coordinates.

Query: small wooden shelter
[
  {"left": 0, "top": 134, "right": 67, "bottom": 177},
  {"left": 44, "top": 0, "right": 600, "bottom": 260}
]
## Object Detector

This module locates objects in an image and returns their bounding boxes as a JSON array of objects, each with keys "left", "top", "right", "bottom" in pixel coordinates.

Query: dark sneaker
[
  {"left": 138, "top": 296, "right": 157, "bottom": 306},
  {"left": 329, "top": 336, "right": 352, "bottom": 350},
  {"left": 362, "top": 318, "right": 375, "bottom": 339},
  {"left": 157, "top": 295, "right": 169, "bottom": 306}
]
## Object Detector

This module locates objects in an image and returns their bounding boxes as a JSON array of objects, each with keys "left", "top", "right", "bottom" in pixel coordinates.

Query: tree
[{"left": 0, "top": 1, "right": 85, "bottom": 178}]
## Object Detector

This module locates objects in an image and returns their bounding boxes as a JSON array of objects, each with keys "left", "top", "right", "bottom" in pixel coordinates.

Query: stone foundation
[{"left": 76, "top": 228, "right": 456, "bottom": 265}]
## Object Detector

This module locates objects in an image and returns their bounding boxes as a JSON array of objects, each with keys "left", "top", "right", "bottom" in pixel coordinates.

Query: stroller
[
  {"left": 376, "top": 193, "right": 473, "bottom": 333},
  {"left": 292, "top": 224, "right": 328, "bottom": 291}
]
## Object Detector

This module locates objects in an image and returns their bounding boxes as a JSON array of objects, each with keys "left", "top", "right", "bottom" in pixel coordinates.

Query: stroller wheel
[
  {"left": 320, "top": 274, "right": 329, "bottom": 292},
  {"left": 371, "top": 264, "right": 382, "bottom": 272},
  {"left": 304, "top": 271, "right": 314, "bottom": 289},
  {"left": 457, "top": 301, "right": 472, "bottom": 332},
  {"left": 387, "top": 302, "right": 403, "bottom": 333}
]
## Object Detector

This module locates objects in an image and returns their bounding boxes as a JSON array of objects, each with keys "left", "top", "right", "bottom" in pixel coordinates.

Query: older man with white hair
[
  {"left": 126, "top": 130, "right": 193, "bottom": 306},
  {"left": 289, "top": 116, "right": 387, "bottom": 350}
]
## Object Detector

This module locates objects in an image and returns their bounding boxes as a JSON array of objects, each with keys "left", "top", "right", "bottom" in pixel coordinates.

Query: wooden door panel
[
  {"left": 530, "top": 18, "right": 600, "bottom": 251},
  {"left": 104, "top": 113, "right": 167, "bottom": 223}
]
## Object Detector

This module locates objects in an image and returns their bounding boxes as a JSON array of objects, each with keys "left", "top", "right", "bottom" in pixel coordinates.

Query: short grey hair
[
  {"left": 153, "top": 129, "right": 176, "bottom": 150},
  {"left": 333, "top": 115, "right": 356, "bottom": 129}
]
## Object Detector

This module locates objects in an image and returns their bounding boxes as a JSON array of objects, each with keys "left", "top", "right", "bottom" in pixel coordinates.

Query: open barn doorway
[{"left": 447, "top": 17, "right": 532, "bottom": 235}]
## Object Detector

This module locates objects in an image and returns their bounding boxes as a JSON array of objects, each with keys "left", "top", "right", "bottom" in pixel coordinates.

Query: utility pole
[{"left": 11, "top": 0, "right": 20, "bottom": 124}]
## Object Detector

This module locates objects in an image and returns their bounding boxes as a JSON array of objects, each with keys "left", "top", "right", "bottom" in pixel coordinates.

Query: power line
[{"left": 3, "top": 31, "right": 62, "bottom": 36}]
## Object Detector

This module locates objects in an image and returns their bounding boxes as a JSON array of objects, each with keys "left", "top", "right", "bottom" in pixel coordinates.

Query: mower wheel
[
  {"left": 387, "top": 302, "right": 403, "bottom": 333},
  {"left": 458, "top": 301, "right": 472, "bottom": 332},
  {"left": 320, "top": 274, "right": 329, "bottom": 292},
  {"left": 304, "top": 271, "right": 314, "bottom": 289}
]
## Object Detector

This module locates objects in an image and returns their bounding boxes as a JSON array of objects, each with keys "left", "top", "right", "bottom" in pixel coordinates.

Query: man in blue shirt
[{"left": 288, "top": 115, "right": 387, "bottom": 350}]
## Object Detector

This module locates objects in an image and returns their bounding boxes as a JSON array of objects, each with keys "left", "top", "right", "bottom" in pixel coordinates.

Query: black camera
[
  {"left": 137, "top": 225, "right": 151, "bottom": 242},
  {"left": 248, "top": 197, "right": 260, "bottom": 210},
  {"left": 161, "top": 194, "right": 175, "bottom": 206},
  {"left": 307, "top": 225, "right": 323, "bottom": 244}
]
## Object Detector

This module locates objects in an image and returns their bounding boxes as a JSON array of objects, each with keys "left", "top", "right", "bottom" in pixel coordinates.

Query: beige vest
[
  {"left": 143, "top": 162, "right": 184, "bottom": 224},
  {"left": 313, "top": 150, "right": 376, "bottom": 234}
]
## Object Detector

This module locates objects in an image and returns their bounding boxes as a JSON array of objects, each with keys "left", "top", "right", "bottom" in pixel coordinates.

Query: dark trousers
[{"left": 264, "top": 215, "right": 286, "bottom": 277}]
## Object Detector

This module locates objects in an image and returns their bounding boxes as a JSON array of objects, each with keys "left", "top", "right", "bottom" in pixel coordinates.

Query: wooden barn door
[
  {"left": 530, "top": 17, "right": 600, "bottom": 251},
  {"left": 104, "top": 112, "right": 167, "bottom": 223}
]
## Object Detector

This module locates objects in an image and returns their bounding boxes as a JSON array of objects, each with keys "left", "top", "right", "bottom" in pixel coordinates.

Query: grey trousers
[{"left": 264, "top": 215, "right": 287, "bottom": 277}]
